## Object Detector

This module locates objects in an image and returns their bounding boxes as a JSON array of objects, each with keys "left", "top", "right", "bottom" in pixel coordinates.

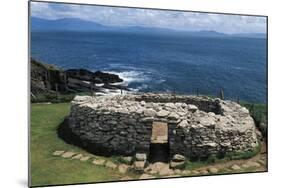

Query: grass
[
  {"left": 30, "top": 103, "right": 138, "bottom": 187},
  {"left": 30, "top": 100, "right": 266, "bottom": 186},
  {"left": 182, "top": 142, "right": 261, "bottom": 171},
  {"left": 241, "top": 102, "right": 267, "bottom": 137}
]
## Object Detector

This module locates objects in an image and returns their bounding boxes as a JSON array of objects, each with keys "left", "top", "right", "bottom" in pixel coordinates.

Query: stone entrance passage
[{"left": 149, "top": 122, "right": 169, "bottom": 163}]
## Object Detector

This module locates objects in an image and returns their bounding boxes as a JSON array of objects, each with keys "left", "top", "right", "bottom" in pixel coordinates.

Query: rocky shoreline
[{"left": 31, "top": 58, "right": 129, "bottom": 99}]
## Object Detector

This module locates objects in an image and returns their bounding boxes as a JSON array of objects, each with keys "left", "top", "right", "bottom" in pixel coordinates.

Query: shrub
[
  {"left": 205, "top": 154, "right": 218, "bottom": 164},
  {"left": 241, "top": 102, "right": 267, "bottom": 138},
  {"left": 225, "top": 141, "right": 261, "bottom": 160}
]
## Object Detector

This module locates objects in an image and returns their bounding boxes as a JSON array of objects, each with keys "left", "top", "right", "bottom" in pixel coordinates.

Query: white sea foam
[
  {"left": 95, "top": 83, "right": 104, "bottom": 87},
  {"left": 105, "top": 70, "right": 150, "bottom": 85}
]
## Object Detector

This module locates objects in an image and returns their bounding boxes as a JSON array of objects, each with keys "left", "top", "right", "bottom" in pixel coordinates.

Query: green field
[
  {"left": 30, "top": 102, "right": 267, "bottom": 186},
  {"left": 30, "top": 103, "right": 138, "bottom": 187}
]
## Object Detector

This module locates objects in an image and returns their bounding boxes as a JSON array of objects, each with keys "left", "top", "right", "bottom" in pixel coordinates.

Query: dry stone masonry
[{"left": 66, "top": 93, "right": 259, "bottom": 161}]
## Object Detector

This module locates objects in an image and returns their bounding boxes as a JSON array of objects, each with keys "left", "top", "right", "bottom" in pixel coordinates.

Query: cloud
[{"left": 30, "top": 2, "right": 266, "bottom": 34}]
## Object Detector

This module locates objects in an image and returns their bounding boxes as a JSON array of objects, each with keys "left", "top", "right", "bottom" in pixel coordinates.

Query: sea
[{"left": 31, "top": 31, "right": 267, "bottom": 103}]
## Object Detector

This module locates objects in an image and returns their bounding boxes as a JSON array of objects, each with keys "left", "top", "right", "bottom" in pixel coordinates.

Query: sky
[{"left": 31, "top": 1, "right": 267, "bottom": 34}]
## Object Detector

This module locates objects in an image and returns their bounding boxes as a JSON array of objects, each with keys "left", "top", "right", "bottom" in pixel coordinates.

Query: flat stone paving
[
  {"left": 51, "top": 146, "right": 267, "bottom": 179},
  {"left": 61, "top": 151, "right": 76, "bottom": 158}
]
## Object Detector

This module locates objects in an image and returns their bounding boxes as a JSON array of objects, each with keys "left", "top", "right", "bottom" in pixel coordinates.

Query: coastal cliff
[{"left": 30, "top": 58, "right": 127, "bottom": 100}]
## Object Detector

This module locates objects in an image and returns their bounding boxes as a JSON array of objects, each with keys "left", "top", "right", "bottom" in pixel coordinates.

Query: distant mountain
[
  {"left": 180, "top": 30, "right": 227, "bottom": 37},
  {"left": 230, "top": 33, "right": 266, "bottom": 39},
  {"left": 31, "top": 17, "right": 266, "bottom": 39},
  {"left": 31, "top": 17, "right": 109, "bottom": 31}
]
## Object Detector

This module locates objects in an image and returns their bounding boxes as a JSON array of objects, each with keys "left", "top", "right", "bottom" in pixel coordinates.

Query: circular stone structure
[{"left": 65, "top": 93, "right": 259, "bottom": 159}]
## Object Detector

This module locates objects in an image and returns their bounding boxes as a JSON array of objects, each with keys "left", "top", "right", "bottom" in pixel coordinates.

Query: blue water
[{"left": 31, "top": 31, "right": 267, "bottom": 103}]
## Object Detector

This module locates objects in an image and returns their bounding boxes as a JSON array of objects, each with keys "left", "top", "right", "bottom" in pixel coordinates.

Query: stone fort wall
[{"left": 67, "top": 93, "right": 259, "bottom": 158}]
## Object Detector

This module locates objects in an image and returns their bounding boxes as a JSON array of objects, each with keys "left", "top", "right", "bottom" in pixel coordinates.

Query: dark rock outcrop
[
  {"left": 65, "top": 69, "right": 123, "bottom": 84},
  {"left": 30, "top": 58, "right": 126, "bottom": 98}
]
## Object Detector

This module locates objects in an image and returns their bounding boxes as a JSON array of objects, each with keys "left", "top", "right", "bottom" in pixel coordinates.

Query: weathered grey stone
[
  {"left": 134, "top": 161, "right": 146, "bottom": 171},
  {"left": 120, "top": 176, "right": 133, "bottom": 181},
  {"left": 182, "top": 170, "right": 191, "bottom": 175},
  {"left": 208, "top": 112, "right": 216, "bottom": 116},
  {"left": 52, "top": 150, "right": 65, "bottom": 156},
  {"left": 92, "top": 159, "right": 105, "bottom": 165},
  {"left": 143, "top": 109, "right": 156, "bottom": 117},
  {"left": 178, "top": 120, "right": 188, "bottom": 128},
  {"left": 105, "top": 161, "right": 117, "bottom": 169},
  {"left": 205, "top": 142, "right": 218, "bottom": 147},
  {"left": 157, "top": 110, "right": 170, "bottom": 117},
  {"left": 168, "top": 112, "right": 180, "bottom": 119},
  {"left": 139, "top": 117, "right": 154, "bottom": 123},
  {"left": 174, "top": 169, "right": 182, "bottom": 174},
  {"left": 246, "top": 161, "right": 261, "bottom": 168},
  {"left": 68, "top": 93, "right": 258, "bottom": 160},
  {"left": 159, "top": 168, "right": 174, "bottom": 176},
  {"left": 72, "top": 154, "right": 83, "bottom": 159},
  {"left": 135, "top": 153, "right": 147, "bottom": 161},
  {"left": 208, "top": 167, "right": 219, "bottom": 173},
  {"left": 140, "top": 101, "right": 146, "bottom": 106},
  {"left": 192, "top": 170, "right": 200, "bottom": 175},
  {"left": 165, "top": 103, "right": 176, "bottom": 109},
  {"left": 172, "top": 154, "right": 186, "bottom": 162},
  {"left": 170, "top": 161, "right": 185, "bottom": 169},
  {"left": 200, "top": 116, "right": 215, "bottom": 127},
  {"left": 121, "top": 156, "right": 133, "bottom": 164},
  {"left": 139, "top": 174, "right": 155, "bottom": 179},
  {"left": 231, "top": 164, "right": 241, "bottom": 170},
  {"left": 118, "top": 164, "right": 130, "bottom": 174},
  {"left": 221, "top": 142, "right": 231, "bottom": 147},
  {"left": 80, "top": 156, "right": 91, "bottom": 161},
  {"left": 257, "top": 159, "right": 266, "bottom": 166},
  {"left": 187, "top": 104, "right": 198, "bottom": 112},
  {"left": 242, "top": 164, "right": 250, "bottom": 168},
  {"left": 200, "top": 170, "right": 209, "bottom": 175},
  {"left": 147, "top": 162, "right": 168, "bottom": 173},
  {"left": 61, "top": 151, "right": 76, "bottom": 158}
]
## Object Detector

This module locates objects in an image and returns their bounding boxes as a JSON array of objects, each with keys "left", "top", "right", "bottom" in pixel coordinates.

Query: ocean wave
[{"left": 105, "top": 70, "right": 150, "bottom": 85}]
